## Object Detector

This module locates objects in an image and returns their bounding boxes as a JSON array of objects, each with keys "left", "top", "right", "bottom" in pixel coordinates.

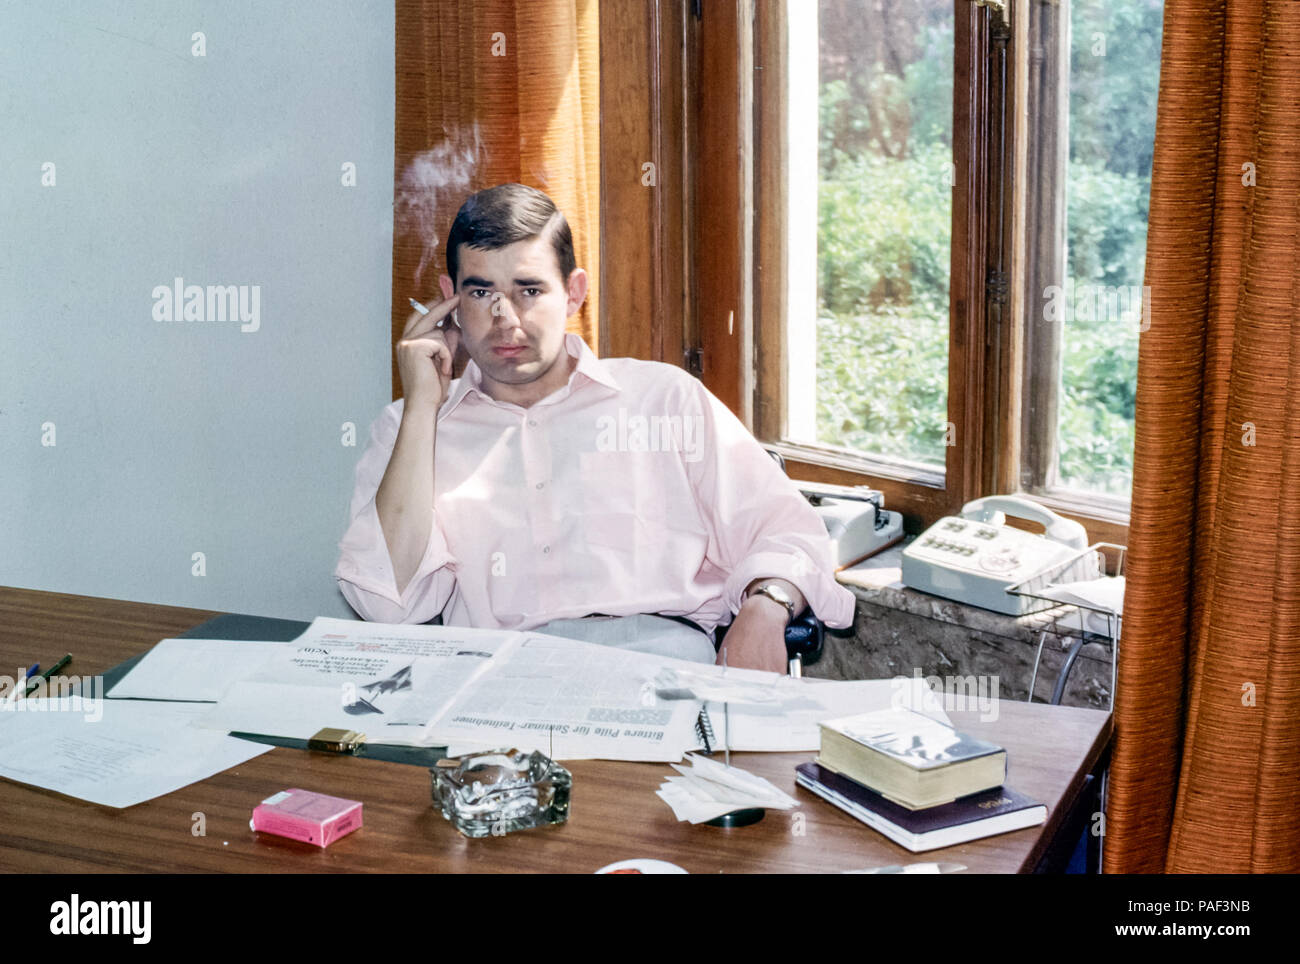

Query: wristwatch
[{"left": 745, "top": 582, "right": 796, "bottom": 626}]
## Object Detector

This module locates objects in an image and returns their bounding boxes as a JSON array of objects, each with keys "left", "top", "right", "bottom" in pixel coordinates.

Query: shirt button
[
  {"left": 527, "top": 419, "right": 538, "bottom": 427},
  {"left": 535, "top": 481, "right": 545, "bottom": 490},
  {"left": 542, "top": 545, "right": 550, "bottom": 554}
]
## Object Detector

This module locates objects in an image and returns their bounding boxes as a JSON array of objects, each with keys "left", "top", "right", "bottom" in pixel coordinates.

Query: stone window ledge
[{"left": 814, "top": 540, "right": 1116, "bottom": 710}]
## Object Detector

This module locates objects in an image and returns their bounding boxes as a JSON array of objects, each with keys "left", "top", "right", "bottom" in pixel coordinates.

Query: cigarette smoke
[{"left": 394, "top": 124, "right": 484, "bottom": 291}]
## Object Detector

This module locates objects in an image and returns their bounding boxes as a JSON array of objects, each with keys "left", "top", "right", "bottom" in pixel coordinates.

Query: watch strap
[{"left": 746, "top": 583, "right": 795, "bottom": 625}]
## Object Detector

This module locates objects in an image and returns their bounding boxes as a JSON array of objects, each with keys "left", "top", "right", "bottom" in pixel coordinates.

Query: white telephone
[{"left": 901, "top": 496, "right": 1089, "bottom": 616}]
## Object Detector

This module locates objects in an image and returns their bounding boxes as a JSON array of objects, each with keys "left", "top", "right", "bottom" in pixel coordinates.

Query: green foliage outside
[
  {"left": 815, "top": 0, "right": 1162, "bottom": 498},
  {"left": 816, "top": 137, "right": 950, "bottom": 463}
]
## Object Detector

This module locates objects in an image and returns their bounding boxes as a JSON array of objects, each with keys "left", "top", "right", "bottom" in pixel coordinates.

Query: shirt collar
[{"left": 438, "top": 331, "right": 621, "bottom": 420}]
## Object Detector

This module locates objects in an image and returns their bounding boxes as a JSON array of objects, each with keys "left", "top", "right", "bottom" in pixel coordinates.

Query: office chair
[
  {"left": 717, "top": 602, "right": 826, "bottom": 670},
  {"left": 713, "top": 608, "right": 827, "bottom": 674}
]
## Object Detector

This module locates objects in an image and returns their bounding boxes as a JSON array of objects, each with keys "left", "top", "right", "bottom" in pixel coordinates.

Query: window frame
[
  {"left": 1013, "top": 0, "right": 1141, "bottom": 532},
  {"left": 724, "top": 0, "right": 1132, "bottom": 545}
]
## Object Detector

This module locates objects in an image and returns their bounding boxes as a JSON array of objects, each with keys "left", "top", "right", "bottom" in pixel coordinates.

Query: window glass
[{"left": 793, "top": 0, "right": 954, "bottom": 470}]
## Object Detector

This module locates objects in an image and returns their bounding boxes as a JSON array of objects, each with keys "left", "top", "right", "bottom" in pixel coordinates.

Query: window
[
  {"left": 792, "top": 0, "right": 953, "bottom": 473},
  {"left": 742, "top": 0, "right": 1163, "bottom": 543},
  {"left": 1020, "top": 0, "right": 1162, "bottom": 509}
]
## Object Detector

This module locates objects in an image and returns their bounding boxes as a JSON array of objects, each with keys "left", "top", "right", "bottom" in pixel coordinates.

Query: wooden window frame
[
  {"left": 1012, "top": 0, "right": 1133, "bottom": 540},
  {"left": 684, "top": 0, "right": 1129, "bottom": 546}
]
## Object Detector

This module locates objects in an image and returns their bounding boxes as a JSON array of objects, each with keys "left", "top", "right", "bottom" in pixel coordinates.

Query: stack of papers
[{"left": 656, "top": 753, "right": 798, "bottom": 823}]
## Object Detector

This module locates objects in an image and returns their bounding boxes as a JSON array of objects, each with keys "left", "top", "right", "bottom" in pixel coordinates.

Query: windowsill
[
  {"left": 1027, "top": 488, "right": 1131, "bottom": 528},
  {"left": 764, "top": 441, "right": 945, "bottom": 489},
  {"left": 815, "top": 539, "right": 1116, "bottom": 710}
]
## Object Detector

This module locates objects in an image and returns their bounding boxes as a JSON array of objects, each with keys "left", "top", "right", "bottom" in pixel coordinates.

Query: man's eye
[
  {"left": 470, "top": 289, "right": 491, "bottom": 298},
  {"left": 524, "top": 288, "right": 541, "bottom": 297}
]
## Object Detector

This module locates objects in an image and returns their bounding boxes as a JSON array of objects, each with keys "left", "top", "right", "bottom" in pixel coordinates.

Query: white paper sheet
[
  {"left": 106, "top": 638, "right": 290, "bottom": 701},
  {"left": 1038, "top": 576, "right": 1125, "bottom": 638},
  {"left": 294, "top": 615, "right": 513, "bottom": 650},
  {"left": 698, "top": 675, "right": 952, "bottom": 753},
  {"left": 653, "top": 665, "right": 784, "bottom": 704},
  {"left": 657, "top": 753, "right": 798, "bottom": 823},
  {"left": 0, "top": 697, "right": 272, "bottom": 808}
]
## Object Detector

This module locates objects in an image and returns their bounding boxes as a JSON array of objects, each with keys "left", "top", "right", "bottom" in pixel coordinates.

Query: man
[{"left": 335, "top": 183, "right": 854, "bottom": 672}]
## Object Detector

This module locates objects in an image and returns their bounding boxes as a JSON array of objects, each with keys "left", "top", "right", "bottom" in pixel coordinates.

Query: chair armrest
[{"left": 713, "top": 610, "right": 827, "bottom": 667}]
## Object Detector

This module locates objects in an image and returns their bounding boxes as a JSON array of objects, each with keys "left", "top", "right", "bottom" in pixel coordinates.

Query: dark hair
[{"left": 445, "top": 183, "right": 576, "bottom": 288}]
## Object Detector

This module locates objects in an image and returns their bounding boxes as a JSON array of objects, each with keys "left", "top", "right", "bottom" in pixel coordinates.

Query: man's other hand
[{"left": 716, "top": 600, "right": 788, "bottom": 674}]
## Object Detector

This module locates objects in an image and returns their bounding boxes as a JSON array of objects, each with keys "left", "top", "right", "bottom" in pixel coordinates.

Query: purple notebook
[{"left": 796, "top": 762, "right": 1046, "bottom": 852}]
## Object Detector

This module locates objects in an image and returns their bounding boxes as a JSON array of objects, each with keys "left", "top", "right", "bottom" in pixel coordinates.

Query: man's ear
[
  {"left": 438, "top": 273, "right": 455, "bottom": 301},
  {"left": 565, "top": 268, "right": 588, "bottom": 317}
]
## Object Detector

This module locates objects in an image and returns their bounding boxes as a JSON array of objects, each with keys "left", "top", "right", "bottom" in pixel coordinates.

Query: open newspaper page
[
  {"left": 196, "top": 618, "right": 526, "bottom": 746},
  {"left": 429, "top": 633, "right": 703, "bottom": 762}
]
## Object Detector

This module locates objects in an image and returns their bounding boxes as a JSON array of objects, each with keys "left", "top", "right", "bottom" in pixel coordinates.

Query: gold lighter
[{"left": 307, "top": 728, "right": 367, "bottom": 754}]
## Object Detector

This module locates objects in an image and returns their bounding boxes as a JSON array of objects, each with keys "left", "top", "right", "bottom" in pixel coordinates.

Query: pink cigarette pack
[{"left": 250, "top": 788, "right": 363, "bottom": 847}]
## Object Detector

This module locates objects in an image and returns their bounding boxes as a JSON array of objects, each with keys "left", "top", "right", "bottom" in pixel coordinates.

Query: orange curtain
[
  {"left": 1106, "top": 0, "right": 1300, "bottom": 872},
  {"left": 391, "top": 0, "right": 601, "bottom": 399}
]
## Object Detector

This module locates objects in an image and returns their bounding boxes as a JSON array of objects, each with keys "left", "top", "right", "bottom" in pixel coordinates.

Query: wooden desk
[{"left": 0, "top": 587, "right": 1111, "bottom": 873}]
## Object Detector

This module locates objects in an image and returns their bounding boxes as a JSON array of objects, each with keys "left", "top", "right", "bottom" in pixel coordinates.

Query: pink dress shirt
[{"left": 334, "top": 332, "right": 856, "bottom": 634}]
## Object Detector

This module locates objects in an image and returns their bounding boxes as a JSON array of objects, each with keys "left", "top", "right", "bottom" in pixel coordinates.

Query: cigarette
[{"left": 409, "top": 297, "right": 448, "bottom": 328}]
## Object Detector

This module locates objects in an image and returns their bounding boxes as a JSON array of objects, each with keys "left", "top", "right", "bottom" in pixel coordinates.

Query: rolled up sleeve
[
  {"left": 334, "top": 402, "right": 458, "bottom": 623},
  {"left": 684, "top": 379, "right": 856, "bottom": 629}
]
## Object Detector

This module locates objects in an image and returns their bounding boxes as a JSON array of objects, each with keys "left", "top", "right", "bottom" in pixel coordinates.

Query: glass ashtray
[{"left": 431, "top": 748, "right": 571, "bottom": 838}]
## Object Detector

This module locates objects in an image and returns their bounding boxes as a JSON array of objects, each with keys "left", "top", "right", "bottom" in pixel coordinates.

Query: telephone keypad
[{"left": 920, "top": 537, "right": 978, "bottom": 558}]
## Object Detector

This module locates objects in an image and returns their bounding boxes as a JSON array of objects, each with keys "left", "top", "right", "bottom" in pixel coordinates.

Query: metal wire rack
[{"left": 1007, "top": 542, "right": 1126, "bottom": 712}]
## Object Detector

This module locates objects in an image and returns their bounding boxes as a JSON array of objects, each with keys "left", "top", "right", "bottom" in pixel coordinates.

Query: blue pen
[{"left": 5, "top": 664, "right": 37, "bottom": 704}]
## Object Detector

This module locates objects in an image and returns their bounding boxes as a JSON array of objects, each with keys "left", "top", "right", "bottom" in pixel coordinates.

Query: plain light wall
[{"left": 0, "top": 1, "right": 395, "bottom": 620}]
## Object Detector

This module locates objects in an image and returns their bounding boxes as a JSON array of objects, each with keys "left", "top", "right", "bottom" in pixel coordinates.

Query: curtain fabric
[
  {"left": 1105, "top": 0, "right": 1300, "bottom": 873},
  {"left": 391, "top": 0, "right": 600, "bottom": 398}
]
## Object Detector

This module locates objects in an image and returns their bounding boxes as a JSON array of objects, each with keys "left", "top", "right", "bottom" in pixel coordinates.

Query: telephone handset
[{"left": 901, "top": 495, "right": 1089, "bottom": 616}]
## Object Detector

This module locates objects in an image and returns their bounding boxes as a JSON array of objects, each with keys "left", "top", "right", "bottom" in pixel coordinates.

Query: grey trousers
[{"left": 530, "top": 613, "right": 717, "bottom": 664}]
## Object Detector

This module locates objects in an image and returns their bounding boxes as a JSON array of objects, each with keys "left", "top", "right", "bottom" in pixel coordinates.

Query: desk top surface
[{"left": 0, "top": 586, "right": 1112, "bottom": 874}]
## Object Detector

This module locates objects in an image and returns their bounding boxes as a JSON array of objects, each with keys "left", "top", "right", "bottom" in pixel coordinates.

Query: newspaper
[
  {"left": 192, "top": 618, "right": 520, "bottom": 746},
  {"left": 118, "top": 617, "right": 958, "bottom": 763},
  {"left": 428, "top": 632, "right": 702, "bottom": 762}
]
